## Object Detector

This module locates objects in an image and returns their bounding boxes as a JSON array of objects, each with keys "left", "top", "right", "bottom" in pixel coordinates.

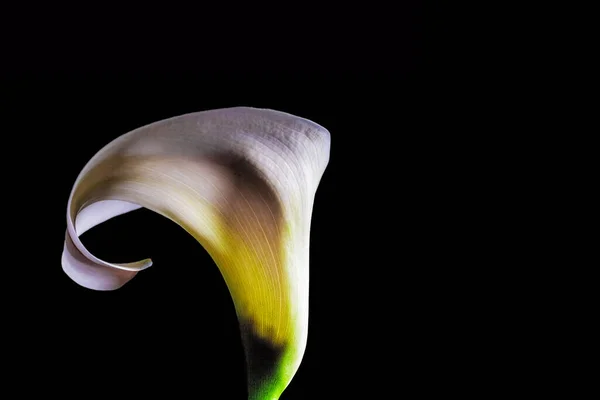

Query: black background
[{"left": 2, "top": 3, "right": 463, "bottom": 399}]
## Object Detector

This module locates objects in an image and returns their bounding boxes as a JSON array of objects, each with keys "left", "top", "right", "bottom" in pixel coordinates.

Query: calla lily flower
[{"left": 61, "top": 107, "right": 331, "bottom": 399}]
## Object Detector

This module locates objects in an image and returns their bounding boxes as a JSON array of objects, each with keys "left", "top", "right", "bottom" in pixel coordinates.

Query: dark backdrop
[{"left": 1, "top": 4, "right": 458, "bottom": 399}]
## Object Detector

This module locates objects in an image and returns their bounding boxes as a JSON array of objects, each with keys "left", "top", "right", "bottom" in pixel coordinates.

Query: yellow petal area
[{"left": 62, "top": 107, "right": 330, "bottom": 399}]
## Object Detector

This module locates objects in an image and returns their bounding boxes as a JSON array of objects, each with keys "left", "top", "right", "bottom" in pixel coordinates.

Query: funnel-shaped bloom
[{"left": 61, "top": 107, "right": 330, "bottom": 399}]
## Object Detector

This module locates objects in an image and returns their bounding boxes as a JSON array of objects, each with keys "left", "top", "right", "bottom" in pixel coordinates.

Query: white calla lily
[{"left": 62, "top": 107, "right": 330, "bottom": 399}]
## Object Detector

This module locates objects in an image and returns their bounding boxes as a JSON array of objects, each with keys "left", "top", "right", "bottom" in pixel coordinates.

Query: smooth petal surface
[{"left": 62, "top": 107, "right": 330, "bottom": 399}]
